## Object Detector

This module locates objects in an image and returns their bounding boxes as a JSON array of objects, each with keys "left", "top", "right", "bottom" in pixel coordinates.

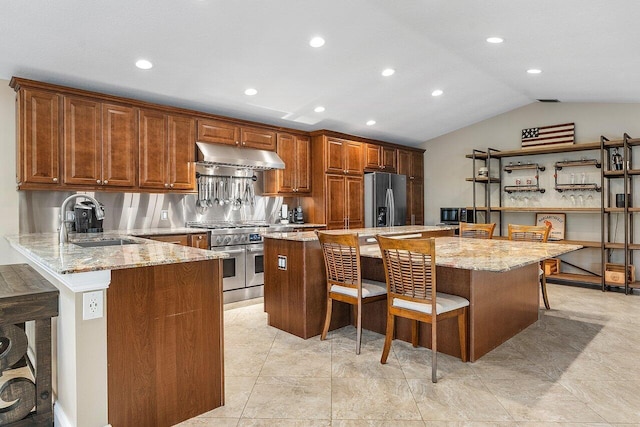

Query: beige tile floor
[{"left": 177, "top": 284, "right": 640, "bottom": 426}]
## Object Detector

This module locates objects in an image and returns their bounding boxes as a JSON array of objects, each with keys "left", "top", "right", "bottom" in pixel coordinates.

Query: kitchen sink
[{"left": 71, "top": 239, "right": 140, "bottom": 248}]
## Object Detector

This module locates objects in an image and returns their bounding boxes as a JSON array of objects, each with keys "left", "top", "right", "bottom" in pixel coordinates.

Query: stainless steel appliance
[
  {"left": 187, "top": 221, "right": 268, "bottom": 303},
  {"left": 364, "top": 172, "right": 407, "bottom": 227},
  {"left": 74, "top": 200, "right": 105, "bottom": 233}
]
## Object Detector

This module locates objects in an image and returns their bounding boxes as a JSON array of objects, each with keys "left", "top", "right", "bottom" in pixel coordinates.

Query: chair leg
[
  {"left": 321, "top": 297, "right": 333, "bottom": 341},
  {"left": 411, "top": 320, "right": 419, "bottom": 348},
  {"left": 356, "top": 302, "right": 362, "bottom": 355},
  {"left": 540, "top": 272, "right": 551, "bottom": 310},
  {"left": 381, "top": 312, "right": 394, "bottom": 364},
  {"left": 458, "top": 308, "right": 468, "bottom": 363},
  {"left": 431, "top": 321, "right": 437, "bottom": 383}
]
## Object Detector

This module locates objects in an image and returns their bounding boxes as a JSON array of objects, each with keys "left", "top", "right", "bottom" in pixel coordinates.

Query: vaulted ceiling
[{"left": 2, "top": 1, "right": 639, "bottom": 146}]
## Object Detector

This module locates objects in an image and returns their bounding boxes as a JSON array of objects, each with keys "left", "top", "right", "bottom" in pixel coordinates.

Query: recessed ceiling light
[
  {"left": 486, "top": 37, "right": 504, "bottom": 44},
  {"left": 381, "top": 68, "right": 395, "bottom": 77},
  {"left": 431, "top": 89, "right": 443, "bottom": 97},
  {"left": 366, "top": 120, "right": 376, "bottom": 126},
  {"left": 244, "top": 88, "right": 258, "bottom": 96},
  {"left": 309, "top": 36, "right": 325, "bottom": 48},
  {"left": 314, "top": 106, "right": 325, "bottom": 113},
  {"left": 135, "top": 59, "right": 153, "bottom": 70},
  {"left": 527, "top": 69, "right": 542, "bottom": 74}
]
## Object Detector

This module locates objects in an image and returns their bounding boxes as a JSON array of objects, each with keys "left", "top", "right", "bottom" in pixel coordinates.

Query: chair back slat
[
  {"left": 507, "top": 223, "right": 551, "bottom": 243},
  {"left": 376, "top": 236, "right": 436, "bottom": 303},
  {"left": 317, "top": 232, "right": 361, "bottom": 290},
  {"left": 459, "top": 222, "right": 495, "bottom": 239}
]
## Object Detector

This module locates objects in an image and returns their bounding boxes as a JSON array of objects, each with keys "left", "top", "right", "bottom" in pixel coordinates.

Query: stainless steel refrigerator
[{"left": 364, "top": 172, "right": 407, "bottom": 227}]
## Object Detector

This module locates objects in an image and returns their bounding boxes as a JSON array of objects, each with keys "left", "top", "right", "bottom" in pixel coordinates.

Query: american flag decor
[{"left": 521, "top": 123, "right": 575, "bottom": 148}]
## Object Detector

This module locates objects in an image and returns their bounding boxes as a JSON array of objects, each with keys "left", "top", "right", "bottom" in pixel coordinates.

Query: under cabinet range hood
[{"left": 196, "top": 142, "right": 285, "bottom": 170}]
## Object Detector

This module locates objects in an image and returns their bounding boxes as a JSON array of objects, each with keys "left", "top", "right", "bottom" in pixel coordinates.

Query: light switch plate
[{"left": 160, "top": 210, "right": 169, "bottom": 221}]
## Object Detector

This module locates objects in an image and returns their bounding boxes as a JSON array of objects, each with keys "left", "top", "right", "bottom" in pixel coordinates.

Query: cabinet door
[
  {"left": 167, "top": 115, "right": 195, "bottom": 190},
  {"left": 197, "top": 119, "right": 239, "bottom": 146},
  {"left": 325, "top": 137, "right": 346, "bottom": 174},
  {"left": 241, "top": 126, "right": 276, "bottom": 150},
  {"left": 364, "top": 143, "right": 381, "bottom": 170},
  {"left": 295, "top": 135, "right": 311, "bottom": 193},
  {"left": 397, "top": 149, "right": 411, "bottom": 177},
  {"left": 408, "top": 180, "right": 424, "bottom": 225},
  {"left": 345, "top": 175, "right": 364, "bottom": 229},
  {"left": 382, "top": 147, "right": 397, "bottom": 172},
  {"left": 102, "top": 103, "right": 136, "bottom": 187},
  {"left": 63, "top": 96, "right": 102, "bottom": 186},
  {"left": 411, "top": 151, "right": 424, "bottom": 179},
  {"left": 325, "top": 174, "right": 347, "bottom": 229},
  {"left": 145, "top": 234, "right": 189, "bottom": 245},
  {"left": 276, "top": 133, "right": 296, "bottom": 193},
  {"left": 19, "top": 89, "right": 60, "bottom": 185},
  {"left": 344, "top": 141, "right": 363, "bottom": 174},
  {"left": 188, "top": 233, "right": 209, "bottom": 249},
  {"left": 139, "top": 109, "right": 168, "bottom": 189}
]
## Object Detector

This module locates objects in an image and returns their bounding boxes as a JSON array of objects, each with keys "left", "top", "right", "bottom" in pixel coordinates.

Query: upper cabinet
[
  {"left": 324, "top": 137, "right": 363, "bottom": 175},
  {"left": 63, "top": 96, "right": 136, "bottom": 187},
  {"left": 16, "top": 88, "right": 61, "bottom": 186},
  {"left": 263, "top": 133, "right": 311, "bottom": 195},
  {"left": 398, "top": 149, "right": 424, "bottom": 225},
  {"left": 139, "top": 109, "right": 195, "bottom": 191},
  {"left": 365, "top": 143, "right": 397, "bottom": 172},
  {"left": 197, "top": 118, "right": 276, "bottom": 150}
]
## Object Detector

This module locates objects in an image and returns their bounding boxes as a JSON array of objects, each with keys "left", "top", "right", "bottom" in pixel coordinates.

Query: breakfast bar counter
[{"left": 263, "top": 229, "right": 581, "bottom": 361}]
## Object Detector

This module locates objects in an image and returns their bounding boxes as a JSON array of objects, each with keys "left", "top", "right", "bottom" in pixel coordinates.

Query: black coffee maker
[{"left": 74, "top": 201, "right": 105, "bottom": 233}]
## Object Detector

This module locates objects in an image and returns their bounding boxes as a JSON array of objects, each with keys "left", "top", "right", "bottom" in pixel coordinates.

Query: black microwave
[{"left": 440, "top": 207, "right": 474, "bottom": 224}]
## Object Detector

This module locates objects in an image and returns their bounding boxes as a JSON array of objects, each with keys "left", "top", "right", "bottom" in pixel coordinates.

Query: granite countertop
[
  {"left": 6, "top": 231, "right": 226, "bottom": 275},
  {"left": 359, "top": 236, "right": 582, "bottom": 272},
  {"left": 262, "top": 225, "right": 457, "bottom": 242}
]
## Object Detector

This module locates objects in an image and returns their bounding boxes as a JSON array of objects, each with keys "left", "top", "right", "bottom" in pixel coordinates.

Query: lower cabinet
[{"left": 142, "top": 233, "right": 208, "bottom": 248}]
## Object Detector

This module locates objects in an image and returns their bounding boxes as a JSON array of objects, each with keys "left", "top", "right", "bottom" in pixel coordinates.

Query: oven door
[
  {"left": 245, "top": 243, "right": 264, "bottom": 287},
  {"left": 217, "top": 245, "right": 246, "bottom": 291}
]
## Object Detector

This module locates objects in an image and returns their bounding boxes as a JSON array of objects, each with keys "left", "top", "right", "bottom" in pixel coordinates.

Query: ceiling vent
[{"left": 537, "top": 99, "right": 560, "bottom": 103}]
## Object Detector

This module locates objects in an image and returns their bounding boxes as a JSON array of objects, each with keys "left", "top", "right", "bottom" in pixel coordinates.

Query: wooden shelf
[
  {"left": 547, "top": 272, "right": 601, "bottom": 285},
  {"left": 554, "top": 183, "right": 601, "bottom": 192},
  {"left": 504, "top": 163, "right": 545, "bottom": 172},
  {"left": 465, "top": 177, "right": 500, "bottom": 183},
  {"left": 604, "top": 207, "right": 640, "bottom": 213},
  {"left": 603, "top": 169, "right": 640, "bottom": 177},
  {"left": 491, "top": 206, "right": 600, "bottom": 212},
  {"left": 466, "top": 142, "right": 601, "bottom": 160},
  {"left": 604, "top": 242, "right": 640, "bottom": 250},
  {"left": 504, "top": 185, "right": 545, "bottom": 193},
  {"left": 554, "top": 159, "right": 601, "bottom": 169}
]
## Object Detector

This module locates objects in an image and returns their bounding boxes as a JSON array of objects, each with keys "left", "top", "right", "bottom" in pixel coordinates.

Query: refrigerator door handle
[{"left": 386, "top": 188, "right": 395, "bottom": 226}]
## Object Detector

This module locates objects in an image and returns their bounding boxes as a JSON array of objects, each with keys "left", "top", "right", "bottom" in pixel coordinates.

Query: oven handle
[
  {"left": 217, "top": 248, "right": 245, "bottom": 255},
  {"left": 246, "top": 245, "right": 264, "bottom": 253}
]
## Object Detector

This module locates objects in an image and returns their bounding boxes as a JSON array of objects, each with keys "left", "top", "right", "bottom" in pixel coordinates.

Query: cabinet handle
[
  {"left": 52, "top": 178, "right": 58, "bottom": 183},
  {"left": 96, "top": 180, "right": 101, "bottom": 184},
  {"left": 103, "top": 180, "right": 108, "bottom": 185}
]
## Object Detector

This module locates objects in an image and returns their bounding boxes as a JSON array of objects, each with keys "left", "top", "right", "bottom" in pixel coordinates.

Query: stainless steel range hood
[{"left": 196, "top": 141, "right": 285, "bottom": 170}]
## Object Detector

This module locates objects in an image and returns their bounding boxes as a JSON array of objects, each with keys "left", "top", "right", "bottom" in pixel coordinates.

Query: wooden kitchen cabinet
[
  {"left": 139, "top": 109, "right": 195, "bottom": 191},
  {"left": 325, "top": 137, "right": 363, "bottom": 175},
  {"left": 325, "top": 174, "right": 363, "bottom": 229},
  {"left": 188, "top": 233, "right": 209, "bottom": 249},
  {"left": 197, "top": 118, "right": 276, "bottom": 150},
  {"left": 141, "top": 233, "right": 208, "bottom": 248},
  {"left": 15, "top": 88, "right": 61, "bottom": 186},
  {"left": 364, "top": 143, "right": 397, "bottom": 172},
  {"left": 263, "top": 133, "right": 310, "bottom": 194},
  {"left": 398, "top": 149, "right": 424, "bottom": 225},
  {"left": 63, "top": 96, "right": 136, "bottom": 187}
]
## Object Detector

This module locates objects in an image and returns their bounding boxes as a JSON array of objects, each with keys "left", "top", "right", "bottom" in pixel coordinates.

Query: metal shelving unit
[{"left": 467, "top": 148, "right": 502, "bottom": 226}]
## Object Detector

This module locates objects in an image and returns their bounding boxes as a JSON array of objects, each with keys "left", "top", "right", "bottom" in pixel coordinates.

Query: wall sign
[{"left": 536, "top": 213, "right": 566, "bottom": 240}]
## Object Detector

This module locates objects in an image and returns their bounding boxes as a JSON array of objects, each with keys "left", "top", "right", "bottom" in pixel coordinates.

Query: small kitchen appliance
[
  {"left": 294, "top": 206, "right": 304, "bottom": 224},
  {"left": 74, "top": 201, "right": 104, "bottom": 233}
]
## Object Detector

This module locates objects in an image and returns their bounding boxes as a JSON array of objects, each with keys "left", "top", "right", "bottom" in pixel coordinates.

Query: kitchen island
[
  {"left": 263, "top": 227, "right": 581, "bottom": 361},
  {"left": 6, "top": 231, "right": 227, "bottom": 427}
]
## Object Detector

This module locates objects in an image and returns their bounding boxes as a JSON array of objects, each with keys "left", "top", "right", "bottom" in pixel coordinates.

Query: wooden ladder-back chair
[
  {"left": 507, "top": 223, "right": 552, "bottom": 309},
  {"left": 316, "top": 231, "right": 387, "bottom": 354},
  {"left": 376, "top": 236, "right": 469, "bottom": 383},
  {"left": 459, "top": 222, "right": 496, "bottom": 239}
]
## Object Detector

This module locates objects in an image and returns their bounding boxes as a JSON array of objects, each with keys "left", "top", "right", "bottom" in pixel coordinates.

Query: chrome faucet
[{"left": 59, "top": 194, "right": 105, "bottom": 244}]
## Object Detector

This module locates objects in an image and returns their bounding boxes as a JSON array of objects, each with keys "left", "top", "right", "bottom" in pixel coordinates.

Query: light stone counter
[
  {"left": 360, "top": 237, "right": 582, "bottom": 272},
  {"left": 6, "top": 230, "right": 226, "bottom": 275},
  {"left": 262, "top": 225, "right": 456, "bottom": 242}
]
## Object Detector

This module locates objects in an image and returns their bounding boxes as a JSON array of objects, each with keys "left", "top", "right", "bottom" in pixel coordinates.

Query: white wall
[{"left": 0, "top": 79, "right": 24, "bottom": 264}]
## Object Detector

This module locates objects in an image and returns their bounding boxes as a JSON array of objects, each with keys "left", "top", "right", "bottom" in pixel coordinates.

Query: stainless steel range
[{"left": 187, "top": 221, "right": 268, "bottom": 303}]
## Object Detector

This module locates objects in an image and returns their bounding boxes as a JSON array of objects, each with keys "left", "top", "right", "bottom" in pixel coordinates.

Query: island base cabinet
[
  {"left": 264, "top": 238, "right": 350, "bottom": 339},
  {"left": 107, "top": 259, "right": 224, "bottom": 427}
]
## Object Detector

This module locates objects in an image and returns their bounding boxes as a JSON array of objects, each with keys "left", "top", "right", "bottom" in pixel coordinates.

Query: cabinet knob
[
  {"left": 103, "top": 180, "right": 108, "bottom": 185},
  {"left": 197, "top": 235, "right": 203, "bottom": 240},
  {"left": 96, "top": 180, "right": 101, "bottom": 184},
  {"left": 242, "top": 141, "right": 246, "bottom": 146},
  {"left": 164, "top": 183, "right": 169, "bottom": 188},
  {"left": 170, "top": 183, "right": 174, "bottom": 188},
  {"left": 52, "top": 177, "right": 58, "bottom": 183},
  {"left": 235, "top": 141, "right": 240, "bottom": 145}
]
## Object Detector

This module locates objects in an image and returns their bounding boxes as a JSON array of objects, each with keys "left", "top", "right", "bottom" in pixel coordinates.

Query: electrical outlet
[
  {"left": 160, "top": 210, "right": 169, "bottom": 221},
  {"left": 83, "top": 290, "right": 104, "bottom": 320}
]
